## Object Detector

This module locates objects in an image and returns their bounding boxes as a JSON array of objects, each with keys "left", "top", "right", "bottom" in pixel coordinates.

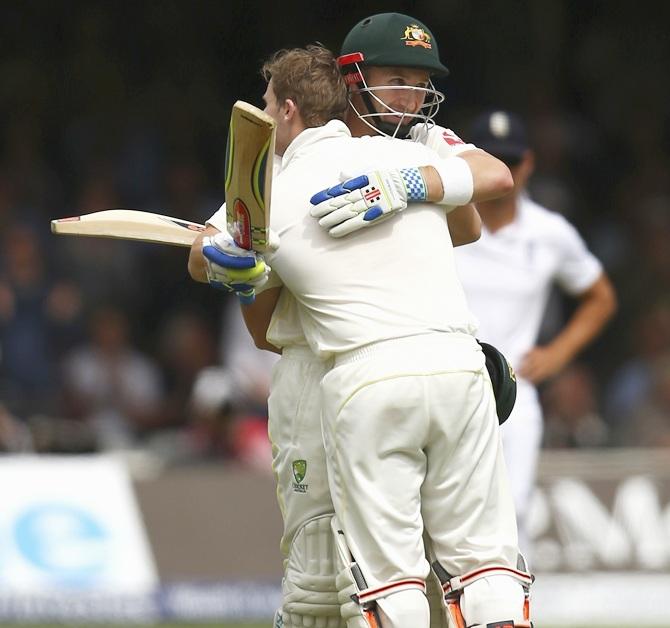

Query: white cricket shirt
[
  {"left": 453, "top": 194, "right": 602, "bottom": 372},
  {"left": 207, "top": 123, "right": 481, "bottom": 353},
  {"left": 260, "top": 124, "right": 478, "bottom": 350},
  {"left": 261, "top": 120, "right": 477, "bottom": 359}
]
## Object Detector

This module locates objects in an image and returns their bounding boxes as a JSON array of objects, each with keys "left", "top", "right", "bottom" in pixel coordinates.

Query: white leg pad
[
  {"left": 330, "top": 515, "right": 431, "bottom": 628},
  {"left": 377, "top": 588, "right": 430, "bottom": 628},
  {"left": 460, "top": 575, "right": 527, "bottom": 627},
  {"left": 281, "top": 514, "right": 345, "bottom": 627},
  {"left": 335, "top": 568, "right": 371, "bottom": 628}
]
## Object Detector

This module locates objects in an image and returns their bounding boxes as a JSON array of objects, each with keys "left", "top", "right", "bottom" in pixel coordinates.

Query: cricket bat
[
  {"left": 224, "top": 100, "right": 276, "bottom": 252},
  {"left": 51, "top": 102, "right": 275, "bottom": 253},
  {"left": 51, "top": 209, "right": 205, "bottom": 247}
]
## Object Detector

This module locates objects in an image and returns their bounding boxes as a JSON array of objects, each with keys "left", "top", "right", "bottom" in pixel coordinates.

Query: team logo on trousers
[{"left": 292, "top": 459, "right": 308, "bottom": 493}]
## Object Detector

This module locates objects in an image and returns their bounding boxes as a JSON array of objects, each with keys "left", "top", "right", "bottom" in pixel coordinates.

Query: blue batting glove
[
  {"left": 310, "top": 168, "right": 425, "bottom": 237},
  {"left": 202, "top": 231, "right": 270, "bottom": 303}
]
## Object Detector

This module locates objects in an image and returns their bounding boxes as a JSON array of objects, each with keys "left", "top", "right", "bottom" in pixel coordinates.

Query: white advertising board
[{"left": 0, "top": 455, "right": 157, "bottom": 594}]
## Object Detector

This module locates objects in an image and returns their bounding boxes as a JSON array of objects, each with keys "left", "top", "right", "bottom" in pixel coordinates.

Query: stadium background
[{"left": 0, "top": 0, "right": 668, "bottom": 626}]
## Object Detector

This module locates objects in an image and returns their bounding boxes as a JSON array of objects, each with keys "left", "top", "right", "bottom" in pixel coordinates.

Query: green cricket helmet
[{"left": 338, "top": 13, "right": 448, "bottom": 138}]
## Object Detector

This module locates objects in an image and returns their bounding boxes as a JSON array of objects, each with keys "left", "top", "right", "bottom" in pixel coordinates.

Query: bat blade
[
  {"left": 224, "top": 100, "right": 276, "bottom": 252},
  {"left": 51, "top": 209, "right": 205, "bottom": 247}
]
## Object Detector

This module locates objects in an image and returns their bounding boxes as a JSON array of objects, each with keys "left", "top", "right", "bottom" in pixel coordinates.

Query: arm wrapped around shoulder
[{"left": 478, "top": 341, "right": 517, "bottom": 425}]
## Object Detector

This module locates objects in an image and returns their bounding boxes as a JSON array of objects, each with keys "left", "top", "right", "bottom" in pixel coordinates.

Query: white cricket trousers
[
  {"left": 320, "top": 332, "right": 520, "bottom": 593},
  {"left": 267, "top": 345, "right": 333, "bottom": 556}
]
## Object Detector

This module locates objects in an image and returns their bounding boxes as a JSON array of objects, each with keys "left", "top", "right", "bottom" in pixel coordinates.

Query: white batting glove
[
  {"left": 202, "top": 231, "right": 272, "bottom": 304},
  {"left": 310, "top": 168, "right": 427, "bottom": 238}
]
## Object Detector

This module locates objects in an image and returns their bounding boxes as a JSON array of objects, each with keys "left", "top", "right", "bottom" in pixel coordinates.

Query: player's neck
[
  {"left": 477, "top": 197, "right": 518, "bottom": 233},
  {"left": 346, "top": 109, "right": 377, "bottom": 138}
]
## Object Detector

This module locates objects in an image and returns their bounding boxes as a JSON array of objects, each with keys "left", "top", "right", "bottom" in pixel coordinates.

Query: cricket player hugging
[{"left": 190, "top": 16, "right": 534, "bottom": 628}]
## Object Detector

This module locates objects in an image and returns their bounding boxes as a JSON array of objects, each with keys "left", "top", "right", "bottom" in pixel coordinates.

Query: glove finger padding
[
  {"left": 202, "top": 244, "right": 264, "bottom": 275},
  {"left": 316, "top": 197, "right": 368, "bottom": 230},
  {"left": 310, "top": 177, "right": 374, "bottom": 215},
  {"left": 328, "top": 210, "right": 396, "bottom": 238},
  {"left": 203, "top": 247, "right": 268, "bottom": 283},
  {"left": 311, "top": 195, "right": 358, "bottom": 223}
]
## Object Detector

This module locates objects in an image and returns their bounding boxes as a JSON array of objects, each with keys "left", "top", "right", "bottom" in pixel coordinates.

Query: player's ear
[{"left": 283, "top": 98, "right": 297, "bottom": 121}]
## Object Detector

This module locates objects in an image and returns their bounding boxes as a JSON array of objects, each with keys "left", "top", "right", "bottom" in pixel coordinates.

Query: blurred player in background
[{"left": 453, "top": 110, "right": 617, "bottom": 558}]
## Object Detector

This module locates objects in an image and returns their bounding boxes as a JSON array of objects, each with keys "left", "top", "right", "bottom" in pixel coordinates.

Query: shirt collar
[{"left": 281, "top": 120, "right": 351, "bottom": 169}]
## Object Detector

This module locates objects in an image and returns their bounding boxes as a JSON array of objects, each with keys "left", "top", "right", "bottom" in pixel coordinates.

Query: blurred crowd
[{"left": 0, "top": 2, "right": 668, "bottom": 467}]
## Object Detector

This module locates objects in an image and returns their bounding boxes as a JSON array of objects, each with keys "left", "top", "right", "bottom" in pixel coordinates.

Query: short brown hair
[{"left": 261, "top": 45, "right": 348, "bottom": 128}]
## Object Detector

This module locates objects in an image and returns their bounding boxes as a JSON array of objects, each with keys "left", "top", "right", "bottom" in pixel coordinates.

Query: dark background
[{"left": 0, "top": 0, "right": 669, "bottom": 454}]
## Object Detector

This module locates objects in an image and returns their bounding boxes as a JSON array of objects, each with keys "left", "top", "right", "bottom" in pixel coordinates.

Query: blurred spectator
[
  {"left": 60, "top": 305, "right": 163, "bottom": 451},
  {"left": 56, "top": 172, "right": 144, "bottom": 307},
  {"left": 187, "top": 366, "right": 237, "bottom": 458},
  {"left": 0, "top": 402, "right": 33, "bottom": 452},
  {"left": 220, "top": 297, "right": 279, "bottom": 419},
  {"left": 624, "top": 356, "right": 670, "bottom": 447},
  {"left": 0, "top": 171, "right": 18, "bottom": 231},
  {"left": 0, "top": 2, "right": 666, "bottom": 456},
  {"left": 114, "top": 120, "right": 164, "bottom": 208},
  {"left": 153, "top": 308, "right": 272, "bottom": 470},
  {"left": 159, "top": 159, "right": 216, "bottom": 226},
  {"left": 542, "top": 363, "right": 609, "bottom": 448},
  {"left": 0, "top": 222, "right": 83, "bottom": 420},
  {"left": 188, "top": 366, "right": 272, "bottom": 472},
  {"left": 631, "top": 198, "right": 670, "bottom": 299},
  {"left": 3, "top": 113, "right": 64, "bottom": 217},
  {"left": 605, "top": 299, "right": 670, "bottom": 438},
  {"left": 156, "top": 309, "right": 219, "bottom": 433}
]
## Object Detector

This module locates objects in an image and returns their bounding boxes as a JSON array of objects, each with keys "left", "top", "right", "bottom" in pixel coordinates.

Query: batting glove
[
  {"left": 309, "top": 168, "right": 426, "bottom": 238},
  {"left": 202, "top": 231, "right": 271, "bottom": 304}
]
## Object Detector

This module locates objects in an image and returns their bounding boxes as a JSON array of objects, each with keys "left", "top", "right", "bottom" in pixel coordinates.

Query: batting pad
[{"left": 282, "top": 514, "right": 345, "bottom": 627}]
